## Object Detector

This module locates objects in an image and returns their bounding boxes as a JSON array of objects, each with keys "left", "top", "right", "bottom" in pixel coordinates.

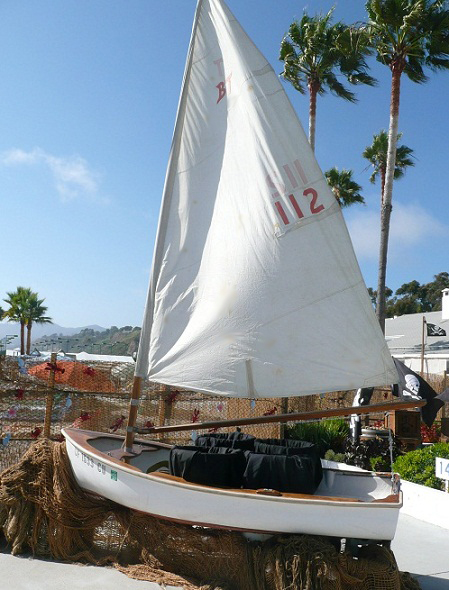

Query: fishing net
[{"left": 0, "top": 439, "right": 420, "bottom": 590}]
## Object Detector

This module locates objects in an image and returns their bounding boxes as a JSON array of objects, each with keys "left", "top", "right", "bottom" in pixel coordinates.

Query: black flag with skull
[{"left": 391, "top": 358, "right": 444, "bottom": 426}]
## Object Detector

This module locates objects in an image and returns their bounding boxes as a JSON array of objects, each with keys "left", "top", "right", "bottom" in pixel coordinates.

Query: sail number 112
[{"left": 266, "top": 160, "right": 325, "bottom": 227}]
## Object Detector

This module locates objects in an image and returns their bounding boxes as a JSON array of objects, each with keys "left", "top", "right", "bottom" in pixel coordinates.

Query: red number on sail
[
  {"left": 288, "top": 194, "right": 304, "bottom": 219},
  {"left": 275, "top": 201, "right": 290, "bottom": 225},
  {"left": 303, "top": 188, "right": 324, "bottom": 214}
]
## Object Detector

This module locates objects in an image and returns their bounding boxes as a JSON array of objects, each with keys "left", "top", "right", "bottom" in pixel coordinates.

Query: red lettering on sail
[
  {"left": 304, "top": 188, "right": 324, "bottom": 214},
  {"left": 266, "top": 173, "right": 285, "bottom": 198},
  {"left": 294, "top": 159, "right": 308, "bottom": 184},
  {"left": 216, "top": 73, "right": 232, "bottom": 104},
  {"left": 274, "top": 202, "right": 290, "bottom": 225},
  {"left": 283, "top": 164, "right": 298, "bottom": 189},
  {"left": 214, "top": 58, "right": 225, "bottom": 77},
  {"left": 217, "top": 82, "right": 227, "bottom": 103},
  {"left": 288, "top": 194, "right": 304, "bottom": 219}
]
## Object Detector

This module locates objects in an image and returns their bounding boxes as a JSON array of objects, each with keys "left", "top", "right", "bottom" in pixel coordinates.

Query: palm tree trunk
[
  {"left": 380, "top": 168, "right": 386, "bottom": 208},
  {"left": 308, "top": 83, "right": 318, "bottom": 153},
  {"left": 376, "top": 66, "right": 402, "bottom": 333},
  {"left": 20, "top": 321, "right": 25, "bottom": 355},
  {"left": 26, "top": 321, "right": 32, "bottom": 355}
]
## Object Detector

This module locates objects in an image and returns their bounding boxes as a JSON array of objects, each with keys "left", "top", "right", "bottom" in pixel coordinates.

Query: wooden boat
[{"left": 62, "top": 0, "right": 426, "bottom": 542}]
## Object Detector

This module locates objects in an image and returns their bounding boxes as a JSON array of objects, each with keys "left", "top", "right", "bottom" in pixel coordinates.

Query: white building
[{"left": 385, "top": 288, "right": 449, "bottom": 375}]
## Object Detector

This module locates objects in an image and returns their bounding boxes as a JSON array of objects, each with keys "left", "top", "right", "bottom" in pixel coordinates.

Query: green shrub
[
  {"left": 286, "top": 419, "right": 349, "bottom": 457},
  {"left": 393, "top": 442, "right": 449, "bottom": 490},
  {"left": 324, "top": 449, "right": 346, "bottom": 463}
]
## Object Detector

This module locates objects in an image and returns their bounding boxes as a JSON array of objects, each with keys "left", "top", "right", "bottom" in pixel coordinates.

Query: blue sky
[{"left": 1, "top": 0, "right": 448, "bottom": 329}]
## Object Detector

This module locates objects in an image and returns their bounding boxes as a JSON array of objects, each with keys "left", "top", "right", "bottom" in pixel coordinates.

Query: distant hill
[
  {"left": 33, "top": 325, "right": 141, "bottom": 357},
  {"left": 0, "top": 322, "right": 106, "bottom": 350}
]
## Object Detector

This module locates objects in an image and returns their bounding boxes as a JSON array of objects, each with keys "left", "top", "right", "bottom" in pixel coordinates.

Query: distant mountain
[{"left": 0, "top": 322, "right": 106, "bottom": 349}]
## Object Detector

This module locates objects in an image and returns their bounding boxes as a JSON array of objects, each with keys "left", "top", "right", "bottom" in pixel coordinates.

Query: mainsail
[{"left": 135, "top": 0, "right": 397, "bottom": 397}]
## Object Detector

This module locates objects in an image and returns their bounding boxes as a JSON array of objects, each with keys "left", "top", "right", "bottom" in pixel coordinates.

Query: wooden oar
[{"left": 136, "top": 399, "right": 425, "bottom": 435}]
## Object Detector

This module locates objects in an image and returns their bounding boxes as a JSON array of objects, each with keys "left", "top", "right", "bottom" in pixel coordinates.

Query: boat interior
[{"left": 70, "top": 429, "right": 398, "bottom": 503}]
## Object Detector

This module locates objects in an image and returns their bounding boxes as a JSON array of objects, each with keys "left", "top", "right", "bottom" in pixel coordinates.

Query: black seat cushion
[
  {"left": 195, "top": 432, "right": 255, "bottom": 451},
  {"left": 254, "top": 439, "right": 322, "bottom": 487},
  {"left": 169, "top": 445, "right": 246, "bottom": 488},
  {"left": 243, "top": 453, "right": 319, "bottom": 494}
]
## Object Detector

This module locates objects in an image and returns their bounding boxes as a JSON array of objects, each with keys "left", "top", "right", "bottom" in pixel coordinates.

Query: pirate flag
[
  {"left": 427, "top": 322, "right": 446, "bottom": 337},
  {"left": 391, "top": 357, "right": 444, "bottom": 426}
]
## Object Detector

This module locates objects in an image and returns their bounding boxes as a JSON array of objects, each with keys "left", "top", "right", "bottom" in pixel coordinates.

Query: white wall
[{"left": 401, "top": 480, "right": 449, "bottom": 530}]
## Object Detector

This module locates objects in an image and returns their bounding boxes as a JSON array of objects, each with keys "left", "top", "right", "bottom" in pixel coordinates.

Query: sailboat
[{"left": 62, "top": 0, "right": 420, "bottom": 542}]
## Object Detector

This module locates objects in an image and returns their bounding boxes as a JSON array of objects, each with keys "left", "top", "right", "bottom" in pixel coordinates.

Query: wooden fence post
[{"left": 43, "top": 352, "right": 57, "bottom": 438}]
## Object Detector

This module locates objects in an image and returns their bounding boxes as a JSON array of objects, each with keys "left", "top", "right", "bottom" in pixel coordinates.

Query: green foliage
[
  {"left": 3, "top": 287, "right": 52, "bottom": 355},
  {"left": 286, "top": 419, "right": 350, "bottom": 457},
  {"left": 280, "top": 9, "right": 375, "bottom": 98},
  {"left": 393, "top": 442, "right": 449, "bottom": 490},
  {"left": 366, "top": 0, "right": 449, "bottom": 83},
  {"left": 362, "top": 130, "right": 415, "bottom": 186},
  {"left": 324, "top": 449, "right": 346, "bottom": 462},
  {"left": 368, "top": 272, "right": 449, "bottom": 316},
  {"left": 325, "top": 167, "right": 365, "bottom": 208}
]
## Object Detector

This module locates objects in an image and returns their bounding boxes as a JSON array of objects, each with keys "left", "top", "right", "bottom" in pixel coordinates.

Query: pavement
[
  {"left": 391, "top": 513, "right": 449, "bottom": 590},
  {"left": 0, "top": 512, "right": 447, "bottom": 589}
]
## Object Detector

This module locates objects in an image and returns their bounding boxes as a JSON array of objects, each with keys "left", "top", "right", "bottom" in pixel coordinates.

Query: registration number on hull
[{"left": 74, "top": 446, "right": 112, "bottom": 478}]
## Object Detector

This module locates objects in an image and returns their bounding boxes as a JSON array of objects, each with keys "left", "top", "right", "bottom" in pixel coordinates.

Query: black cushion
[
  {"left": 243, "top": 453, "right": 319, "bottom": 494},
  {"left": 195, "top": 432, "right": 255, "bottom": 451},
  {"left": 254, "top": 439, "right": 322, "bottom": 487},
  {"left": 169, "top": 445, "right": 246, "bottom": 488}
]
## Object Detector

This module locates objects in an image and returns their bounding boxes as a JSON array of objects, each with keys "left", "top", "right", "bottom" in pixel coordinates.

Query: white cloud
[
  {"left": 1, "top": 147, "right": 106, "bottom": 203},
  {"left": 346, "top": 202, "right": 447, "bottom": 262}
]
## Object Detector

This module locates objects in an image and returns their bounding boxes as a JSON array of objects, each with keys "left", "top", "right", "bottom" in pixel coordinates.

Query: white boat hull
[{"left": 62, "top": 428, "right": 401, "bottom": 541}]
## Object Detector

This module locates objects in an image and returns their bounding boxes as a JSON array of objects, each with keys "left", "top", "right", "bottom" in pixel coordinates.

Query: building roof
[{"left": 385, "top": 310, "right": 449, "bottom": 354}]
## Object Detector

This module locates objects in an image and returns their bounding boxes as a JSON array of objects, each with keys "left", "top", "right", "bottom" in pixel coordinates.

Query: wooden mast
[{"left": 124, "top": 376, "right": 142, "bottom": 452}]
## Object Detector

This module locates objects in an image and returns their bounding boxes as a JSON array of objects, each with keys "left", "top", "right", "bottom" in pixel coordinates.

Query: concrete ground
[
  {"left": 392, "top": 513, "right": 449, "bottom": 590},
  {"left": 0, "top": 512, "right": 447, "bottom": 589}
]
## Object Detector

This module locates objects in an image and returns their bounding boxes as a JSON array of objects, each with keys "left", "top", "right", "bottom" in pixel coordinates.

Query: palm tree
[
  {"left": 25, "top": 293, "right": 52, "bottom": 355},
  {"left": 365, "top": 0, "right": 449, "bottom": 332},
  {"left": 3, "top": 287, "right": 33, "bottom": 354},
  {"left": 325, "top": 167, "right": 365, "bottom": 208},
  {"left": 363, "top": 131, "right": 414, "bottom": 207},
  {"left": 280, "top": 9, "right": 376, "bottom": 151},
  {"left": 3, "top": 287, "right": 52, "bottom": 354}
]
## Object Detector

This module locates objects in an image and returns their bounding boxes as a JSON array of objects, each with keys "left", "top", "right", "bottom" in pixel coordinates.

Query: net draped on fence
[{"left": 0, "top": 354, "right": 447, "bottom": 472}]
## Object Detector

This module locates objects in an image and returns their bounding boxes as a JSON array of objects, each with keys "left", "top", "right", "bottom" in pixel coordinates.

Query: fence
[{"left": 0, "top": 354, "right": 447, "bottom": 472}]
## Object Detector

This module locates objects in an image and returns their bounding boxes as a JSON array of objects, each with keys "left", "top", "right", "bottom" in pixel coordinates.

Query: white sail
[{"left": 135, "top": 0, "right": 397, "bottom": 397}]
